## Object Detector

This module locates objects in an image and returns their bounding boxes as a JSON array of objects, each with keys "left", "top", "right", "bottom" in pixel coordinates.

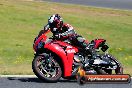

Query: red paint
[
  {"left": 33, "top": 30, "right": 50, "bottom": 51},
  {"left": 94, "top": 39, "right": 106, "bottom": 49},
  {"left": 33, "top": 31, "right": 78, "bottom": 77},
  {"left": 44, "top": 42, "right": 78, "bottom": 77}
]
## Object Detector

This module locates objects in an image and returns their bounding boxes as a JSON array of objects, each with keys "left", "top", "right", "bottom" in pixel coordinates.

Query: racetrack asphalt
[
  {"left": 41, "top": 0, "right": 132, "bottom": 10},
  {"left": 0, "top": 76, "right": 131, "bottom": 88}
]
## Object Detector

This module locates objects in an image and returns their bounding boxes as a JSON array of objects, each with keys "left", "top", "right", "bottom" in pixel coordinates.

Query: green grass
[{"left": 0, "top": 0, "right": 132, "bottom": 75}]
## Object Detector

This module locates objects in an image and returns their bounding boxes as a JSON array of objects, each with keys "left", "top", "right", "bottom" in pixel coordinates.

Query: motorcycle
[{"left": 32, "top": 30, "right": 123, "bottom": 82}]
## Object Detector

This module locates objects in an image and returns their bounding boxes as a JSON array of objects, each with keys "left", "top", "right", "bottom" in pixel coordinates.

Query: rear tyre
[
  {"left": 32, "top": 53, "right": 62, "bottom": 82},
  {"left": 102, "top": 54, "right": 123, "bottom": 74}
]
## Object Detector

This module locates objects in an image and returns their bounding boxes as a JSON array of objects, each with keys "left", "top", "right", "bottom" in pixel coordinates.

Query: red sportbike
[{"left": 32, "top": 30, "right": 123, "bottom": 82}]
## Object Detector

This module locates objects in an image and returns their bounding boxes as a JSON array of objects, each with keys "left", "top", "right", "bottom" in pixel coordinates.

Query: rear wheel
[
  {"left": 32, "top": 53, "right": 62, "bottom": 82},
  {"left": 102, "top": 54, "right": 123, "bottom": 74}
]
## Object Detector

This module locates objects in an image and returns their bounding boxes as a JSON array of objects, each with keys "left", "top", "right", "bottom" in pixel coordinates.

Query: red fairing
[
  {"left": 33, "top": 34, "right": 47, "bottom": 51},
  {"left": 33, "top": 30, "right": 50, "bottom": 51},
  {"left": 34, "top": 29, "right": 79, "bottom": 77},
  {"left": 94, "top": 39, "right": 106, "bottom": 49},
  {"left": 44, "top": 41, "right": 78, "bottom": 77}
]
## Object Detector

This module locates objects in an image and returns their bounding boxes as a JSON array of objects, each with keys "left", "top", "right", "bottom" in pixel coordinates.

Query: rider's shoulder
[{"left": 63, "top": 23, "right": 73, "bottom": 29}]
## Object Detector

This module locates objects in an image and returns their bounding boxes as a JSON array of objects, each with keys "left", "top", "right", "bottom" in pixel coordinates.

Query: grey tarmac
[
  {"left": 0, "top": 76, "right": 131, "bottom": 88},
  {"left": 41, "top": 0, "right": 132, "bottom": 10}
]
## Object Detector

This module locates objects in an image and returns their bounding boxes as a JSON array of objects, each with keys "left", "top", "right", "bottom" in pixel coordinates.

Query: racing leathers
[{"left": 38, "top": 23, "right": 96, "bottom": 60}]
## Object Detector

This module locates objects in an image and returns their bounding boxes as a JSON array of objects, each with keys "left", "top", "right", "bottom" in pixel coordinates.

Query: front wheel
[{"left": 32, "top": 53, "right": 62, "bottom": 82}]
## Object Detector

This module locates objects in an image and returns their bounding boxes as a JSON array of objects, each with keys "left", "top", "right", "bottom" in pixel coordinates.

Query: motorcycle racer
[
  {"left": 32, "top": 14, "right": 123, "bottom": 82},
  {"left": 37, "top": 14, "right": 96, "bottom": 60}
]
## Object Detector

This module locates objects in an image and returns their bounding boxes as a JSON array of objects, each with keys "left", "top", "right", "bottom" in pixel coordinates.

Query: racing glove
[{"left": 54, "top": 34, "right": 63, "bottom": 39}]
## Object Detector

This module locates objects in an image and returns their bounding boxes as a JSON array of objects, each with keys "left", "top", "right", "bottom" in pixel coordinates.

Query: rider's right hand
[{"left": 54, "top": 34, "right": 62, "bottom": 39}]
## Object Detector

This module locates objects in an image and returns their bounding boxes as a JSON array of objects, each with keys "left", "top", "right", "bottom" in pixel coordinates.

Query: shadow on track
[
  {"left": 7, "top": 77, "right": 131, "bottom": 84},
  {"left": 7, "top": 77, "right": 77, "bottom": 83}
]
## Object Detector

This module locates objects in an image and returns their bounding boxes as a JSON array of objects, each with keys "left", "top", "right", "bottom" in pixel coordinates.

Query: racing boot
[{"left": 83, "top": 42, "right": 97, "bottom": 66}]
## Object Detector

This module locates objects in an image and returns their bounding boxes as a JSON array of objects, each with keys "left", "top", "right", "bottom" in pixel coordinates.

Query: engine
[{"left": 72, "top": 54, "right": 97, "bottom": 75}]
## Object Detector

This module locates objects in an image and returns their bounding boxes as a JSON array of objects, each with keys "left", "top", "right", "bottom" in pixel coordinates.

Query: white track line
[
  {"left": 0, "top": 75, "right": 132, "bottom": 78},
  {"left": 0, "top": 75, "right": 37, "bottom": 78}
]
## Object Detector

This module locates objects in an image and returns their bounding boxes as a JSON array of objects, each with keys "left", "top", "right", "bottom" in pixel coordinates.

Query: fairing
[
  {"left": 94, "top": 39, "right": 106, "bottom": 49},
  {"left": 44, "top": 41, "right": 78, "bottom": 77}
]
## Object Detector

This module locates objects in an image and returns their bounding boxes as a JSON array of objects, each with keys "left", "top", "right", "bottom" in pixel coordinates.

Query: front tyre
[{"left": 32, "top": 54, "right": 62, "bottom": 82}]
